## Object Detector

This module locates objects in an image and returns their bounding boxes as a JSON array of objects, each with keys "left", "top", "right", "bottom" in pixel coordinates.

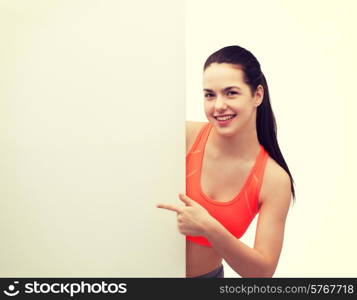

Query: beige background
[
  {"left": 0, "top": 0, "right": 185, "bottom": 277},
  {"left": 186, "top": 0, "right": 357, "bottom": 277}
]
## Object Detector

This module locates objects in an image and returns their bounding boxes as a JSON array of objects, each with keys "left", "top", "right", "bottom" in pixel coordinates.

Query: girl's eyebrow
[{"left": 203, "top": 86, "right": 242, "bottom": 92}]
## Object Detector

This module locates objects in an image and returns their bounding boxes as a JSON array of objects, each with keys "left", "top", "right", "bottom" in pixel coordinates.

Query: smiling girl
[{"left": 157, "top": 45, "right": 295, "bottom": 278}]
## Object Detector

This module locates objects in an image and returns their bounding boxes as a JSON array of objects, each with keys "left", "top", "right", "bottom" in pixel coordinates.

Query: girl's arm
[{"left": 204, "top": 165, "right": 292, "bottom": 277}]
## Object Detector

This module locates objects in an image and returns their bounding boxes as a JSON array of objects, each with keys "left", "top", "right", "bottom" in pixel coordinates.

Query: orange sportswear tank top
[{"left": 186, "top": 122, "right": 269, "bottom": 247}]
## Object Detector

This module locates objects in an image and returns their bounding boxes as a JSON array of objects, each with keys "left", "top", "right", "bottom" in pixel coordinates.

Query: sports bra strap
[
  {"left": 252, "top": 147, "right": 269, "bottom": 201},
  {"left": 187, "top": 123, "right": 211, "bottom": 156}
]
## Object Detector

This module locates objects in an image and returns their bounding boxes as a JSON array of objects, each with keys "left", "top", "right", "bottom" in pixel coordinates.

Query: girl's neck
[{"left": 209, "top": 122, "right": 261, "bottom": 161}]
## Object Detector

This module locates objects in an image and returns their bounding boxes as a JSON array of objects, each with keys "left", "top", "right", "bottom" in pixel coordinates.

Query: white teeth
[{"left": 216, "top": 115, "right": 236, "bottom": 121}]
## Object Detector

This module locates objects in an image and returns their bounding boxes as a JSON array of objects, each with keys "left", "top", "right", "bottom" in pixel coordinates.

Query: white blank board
[{"left": 0, "top": 0, "right": 185, "bottom": 277}]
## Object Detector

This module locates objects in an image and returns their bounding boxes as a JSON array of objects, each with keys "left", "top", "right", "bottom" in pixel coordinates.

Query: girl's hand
[{"left": 157, "top": 193, "right": 216, "bottom": 236}]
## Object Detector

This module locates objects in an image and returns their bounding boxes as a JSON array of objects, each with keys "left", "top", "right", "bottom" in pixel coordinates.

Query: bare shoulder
[
  {"left": 185, "top": 121, "right": 207, "bottom": 154},
  {"left": 259, "top": 157, "right": 292, "bottom": 211}
]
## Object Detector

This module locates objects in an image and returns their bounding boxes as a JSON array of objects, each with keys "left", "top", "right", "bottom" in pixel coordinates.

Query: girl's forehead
[{"left": 203, "top": 64, "right": 246, "bottom": 87}]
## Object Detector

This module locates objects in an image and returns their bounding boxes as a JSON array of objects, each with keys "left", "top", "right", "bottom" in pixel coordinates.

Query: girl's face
[{"left": 203, "top": 63, "right": 263, "bottom": 137}]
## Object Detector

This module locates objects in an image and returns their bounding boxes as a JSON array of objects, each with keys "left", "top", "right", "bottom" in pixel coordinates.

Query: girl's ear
[{"left": 254, "top": 85, "right": 264, "bottom": 107}]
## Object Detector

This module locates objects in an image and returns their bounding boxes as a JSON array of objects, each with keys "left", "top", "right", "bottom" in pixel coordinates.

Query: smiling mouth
[{"left": 214, "top": 114, "right": 237, "bottom": 121}]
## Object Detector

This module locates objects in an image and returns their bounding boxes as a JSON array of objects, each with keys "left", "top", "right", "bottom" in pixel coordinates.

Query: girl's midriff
[{"left": 186, "top": 240, "right": 222, "bottom": 277}]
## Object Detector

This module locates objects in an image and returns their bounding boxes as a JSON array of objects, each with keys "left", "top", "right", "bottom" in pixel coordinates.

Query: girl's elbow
[
  {"left": 260, "top": 264, "right": 277, "bottom": 278},
  {"left": 240, "top": 264, "right": 276, "bottom": 278},
  {"left": 241, "top": 271, "right": 274, "bottom": 278},
  {"left": 260, "top": 269, "right": 275, "bottom": 278}
]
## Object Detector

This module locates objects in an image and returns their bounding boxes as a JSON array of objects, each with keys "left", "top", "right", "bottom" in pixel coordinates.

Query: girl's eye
[
  {"left": 204, "top": 93, "right": 214, "bottom": 99},
  {"left": 227, "top": 91, "right": 238, "bottom": 96}
]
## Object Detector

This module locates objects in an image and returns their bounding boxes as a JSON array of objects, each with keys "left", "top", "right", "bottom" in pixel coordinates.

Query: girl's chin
[{"left": 213, "top": 124, "right": 240, "bottom": 137}]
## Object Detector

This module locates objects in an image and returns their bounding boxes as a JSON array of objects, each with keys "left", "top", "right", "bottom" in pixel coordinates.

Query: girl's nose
[{"left": 214, "top": 96, "right": 227, "bottom": 111}]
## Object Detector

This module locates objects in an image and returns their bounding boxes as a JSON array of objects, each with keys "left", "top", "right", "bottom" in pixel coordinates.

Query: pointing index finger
[{"left": 156, "top": 203, "right": 182, "bottom": 214}]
